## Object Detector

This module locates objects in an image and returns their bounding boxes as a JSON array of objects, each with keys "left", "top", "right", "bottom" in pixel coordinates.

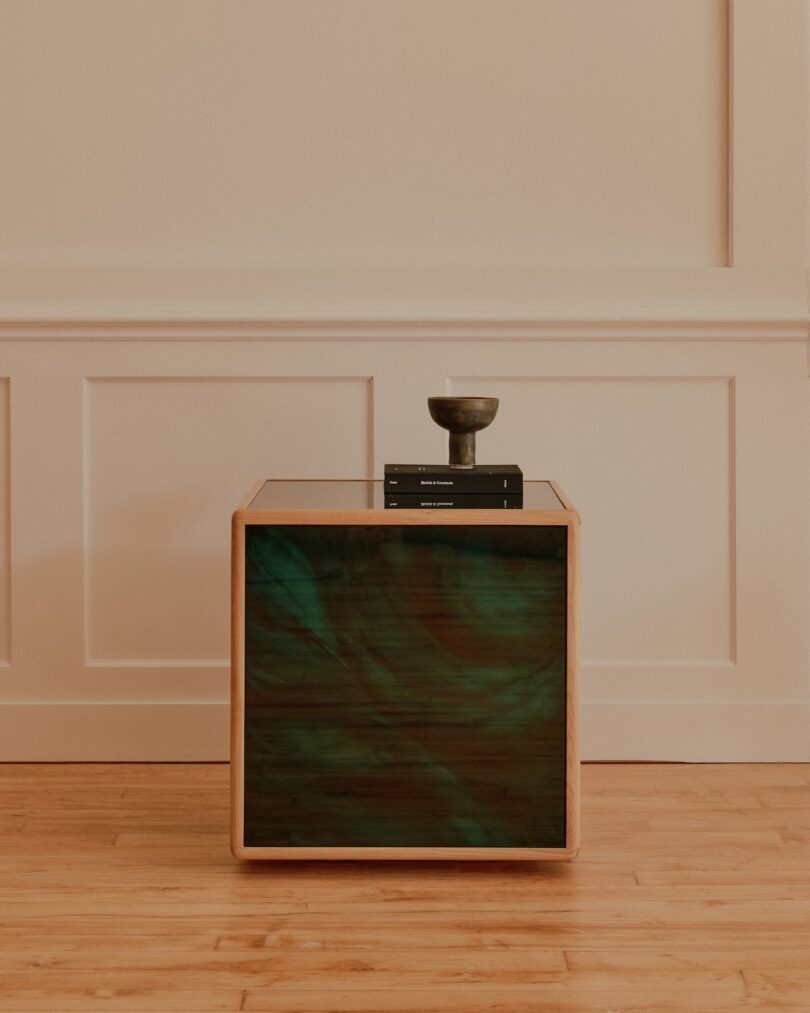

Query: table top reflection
[{"left": 245, "top": 480, "right": 566, "bottom": 512}]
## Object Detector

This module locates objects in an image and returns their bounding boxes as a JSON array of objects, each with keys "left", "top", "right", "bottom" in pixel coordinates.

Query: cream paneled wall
[
  {"left": 0, "top": 0, "right": 808, "bottom": 759},
  {"left": 0, "top": 339, "right": 807, "bottom": 760}
]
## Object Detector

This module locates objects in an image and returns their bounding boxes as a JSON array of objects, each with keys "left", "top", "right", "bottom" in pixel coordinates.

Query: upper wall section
[
  {"left": 0, "top": 0, "right": 806, "bottom": 328},
  {"left": 0, "top": 0, "right": 728, "bottom": 269}
]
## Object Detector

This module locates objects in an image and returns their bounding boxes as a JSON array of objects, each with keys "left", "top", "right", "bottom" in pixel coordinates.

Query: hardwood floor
[{"left": 0, "top": 763, "right": 808, "bottom": 1011}]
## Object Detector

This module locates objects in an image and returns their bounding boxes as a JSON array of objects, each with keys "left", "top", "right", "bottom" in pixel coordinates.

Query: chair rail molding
[{"left": 0, "top": 264, "right": 808, "bottom": 340}]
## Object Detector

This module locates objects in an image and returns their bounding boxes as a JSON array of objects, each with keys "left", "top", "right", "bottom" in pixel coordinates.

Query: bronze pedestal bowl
[{"left": 428, "top": 396, "right": 499, "bottom": 469}]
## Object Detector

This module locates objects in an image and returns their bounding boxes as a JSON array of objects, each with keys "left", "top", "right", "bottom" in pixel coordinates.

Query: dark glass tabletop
[{"left": 246, "top": 479, "right": 565, "bottom": 511}]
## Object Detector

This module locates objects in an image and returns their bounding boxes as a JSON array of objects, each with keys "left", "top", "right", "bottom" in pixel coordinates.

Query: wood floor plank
[
  {"left": 0, "top": 986, "right": 242, "bottom": 1011},
  {"left": 241, "top": 985, "right": 751, "bottom": 1013},
  {"left": 743, "top": 970, "right": 810, "bottom": 1003},
  {"left": 567, "top": 948, "right": 810, "bottom": 972},
  {"left": 1, "top": 762, "right": 809, "bottom": 1011},
  {"left": 756, "top": 788, "right": 810, "bottom": 809}
]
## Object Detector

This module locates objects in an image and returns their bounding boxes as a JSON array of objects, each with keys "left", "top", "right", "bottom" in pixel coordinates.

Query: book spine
[
  {"left": 384, "top": 476, "right": 523, "bottom": 494},
  {"left": 384, "top": 494, "right": 522, "bottom": 509}
]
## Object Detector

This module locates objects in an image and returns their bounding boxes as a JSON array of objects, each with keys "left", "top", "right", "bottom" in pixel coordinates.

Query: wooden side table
[{"left": 231, "top": 480, "right": 579, "bottom": 860}]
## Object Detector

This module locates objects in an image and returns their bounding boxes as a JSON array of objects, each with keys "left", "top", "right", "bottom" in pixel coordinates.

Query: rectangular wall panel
[
  {"left": 84, "top": 377, "right": 371, "bottom": 664},
  {"left": 449, "top": 377, "right": 733, "bottom": 666},
  {"left": 0, "top": 0, "right": 728, "bottom": 269},
  {"left": 0, "top": 379, "right": 9, "bottom": 665}
]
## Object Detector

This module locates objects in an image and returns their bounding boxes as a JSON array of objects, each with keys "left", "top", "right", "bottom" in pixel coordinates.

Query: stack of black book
[{"left": 384, "top": 464, "right": 523, "bottom": 509}]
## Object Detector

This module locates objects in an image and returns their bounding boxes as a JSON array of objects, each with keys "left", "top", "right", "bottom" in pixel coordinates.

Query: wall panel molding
[
  {"left": 83, "top": 375, "right": 372, "bottom": 666},
  {"left": 0, "top": 263, "right": 807, "bottom": 338},
  {"left": 0, "top": 379, "right": 10, "bottom": 666},
  {"left": 0, "top": 312, "right": 808, "bottom": 342},
  {"left": 448, "top": 374, "right": 736, "bottom": 671}
]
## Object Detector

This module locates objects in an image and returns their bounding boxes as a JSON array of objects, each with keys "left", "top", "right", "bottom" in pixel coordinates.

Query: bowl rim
[{"left": 427, "top": 395, "right": 498, "bottom": 403}]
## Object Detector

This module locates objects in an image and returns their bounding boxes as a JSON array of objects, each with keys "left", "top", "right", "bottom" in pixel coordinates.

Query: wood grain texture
[
  {"left": 0, "top": 762, "right": 808, "bottom": 1011},
  {"left": 242, "top": 524, "right": 567, "bottom": 852},
  {"left": 231, "top": 488, "right": 580, "bottom": 859}
]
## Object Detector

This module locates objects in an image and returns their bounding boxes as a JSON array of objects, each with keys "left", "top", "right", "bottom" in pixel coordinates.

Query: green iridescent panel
[{"left": 244, "top": 524, "right": 567, "bottom": 849}]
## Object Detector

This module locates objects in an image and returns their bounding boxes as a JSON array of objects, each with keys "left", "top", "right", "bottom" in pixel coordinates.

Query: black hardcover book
[
  {"left": 385, "top": 493, "right": 523, "bottom": 510},
  {"left": 384, "top": 463, "right": 523, "bottom": 495}
]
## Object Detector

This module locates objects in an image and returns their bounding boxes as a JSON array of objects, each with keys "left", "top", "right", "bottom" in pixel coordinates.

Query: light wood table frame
[{"left": 231, "top": 480, "right": 579, "bottom": 860}]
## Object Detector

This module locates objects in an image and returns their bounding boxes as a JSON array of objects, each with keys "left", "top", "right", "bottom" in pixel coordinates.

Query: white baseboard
[
  {"left": 582, "top": 701, "right": 810, "bottom": 762},
  {"left": 0, "top": 703, "right": 229, "bottom": 761}
]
